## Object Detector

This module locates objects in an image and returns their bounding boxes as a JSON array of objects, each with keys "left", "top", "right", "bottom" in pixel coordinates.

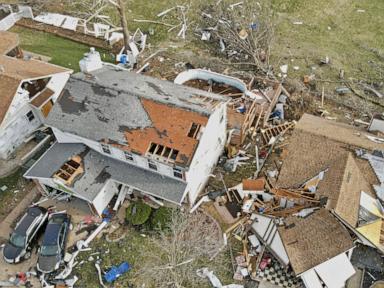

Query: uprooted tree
[
  {"left": 199, "top": 0, "right": 275, "bottom": 75},
  {"left": 136, "top": 209, "right": 229, "bottom": 288}
]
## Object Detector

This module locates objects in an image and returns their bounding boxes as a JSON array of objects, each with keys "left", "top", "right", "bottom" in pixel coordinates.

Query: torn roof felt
[
  {"left": 278, "top": 209, "right": 354, "bottom": 275},
  {"left": 24, "top": 142, "right": 187, "bottom": 204},
  {"left": 46, "top": 65, "right": 227, "bottom": 165}
]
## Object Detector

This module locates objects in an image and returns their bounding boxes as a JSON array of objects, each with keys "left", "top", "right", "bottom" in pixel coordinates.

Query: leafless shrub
[
  {"left": 199, "top": 0, "right": 275, "bottom": 74},
  {"left": 135, "top": 209, "right": 227, "bottom": 288}
]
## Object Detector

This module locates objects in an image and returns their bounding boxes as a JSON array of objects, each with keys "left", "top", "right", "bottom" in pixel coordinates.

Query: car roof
[
  {"left": 42, "top": 223, "right": 61, "bottom": 246},
  {"left": 15, "top": 207, "right": 44, "bottom": 236}
]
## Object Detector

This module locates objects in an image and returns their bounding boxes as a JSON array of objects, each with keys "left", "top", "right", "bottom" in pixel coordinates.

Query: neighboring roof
[
  {"left": 0, "top": 55, "right": 71, "bottom": 124},
  {"left": 0, "top": 74, "right": 20, "bottom": 124},
  {"left": 0, "top": 31, "right": 19, "bottom": 55},
  {"left": 46, "top": 66, "right": 226, "bottom": 165},
  {"left": 277, "top": 120, "right": 375, "bottom": 227},
  {"left": 296, "top": 113, "right": 384, "bottom": 151},
  {"left": 0, "top": 55, "right": 69, "bottom": 81},
  {"left": 30, "top": 88, "right": 54, "bottom": 107},
  {"left": 24, "top": 143, "right": 187, "bottom": 204},
  {"left": 278, "top": 209, "right": 354, "bottom": 275}
]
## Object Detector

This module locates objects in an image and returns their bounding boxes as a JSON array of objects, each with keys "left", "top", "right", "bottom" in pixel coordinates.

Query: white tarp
[
  {"left": 301, "top": 270, "right": 323, "bottom": 288},
  {"left": 314, "top": 253, "right": 355, "bottom": 288},
  {"left": 251, "top": 214, "right": 290, "bottom": 266}
]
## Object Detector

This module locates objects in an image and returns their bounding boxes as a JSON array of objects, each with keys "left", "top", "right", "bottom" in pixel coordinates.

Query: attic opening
[
  {"left": 22, "top": 77, "right": 51, "bottom": 99},
  {"left": 187, "top": 122, "right": 202, "bottom": 139},
  {"left": 53, "top": 155, "right": 84, "bottom": 186},
  {"left": 147, "top": 142, "right": 179, "bottom": 163}
]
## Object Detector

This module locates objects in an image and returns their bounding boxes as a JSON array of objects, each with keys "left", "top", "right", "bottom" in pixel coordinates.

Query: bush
[
  {"left": 150, "top": 207, "right": 172, "bottom": 230},
  {"left": 126, "top": 201, "right": 152, "bottom": 225}
]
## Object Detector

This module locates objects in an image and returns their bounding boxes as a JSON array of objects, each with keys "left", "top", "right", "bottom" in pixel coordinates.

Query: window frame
[
  {"left": 101, "top": 143, "right": 111, "bottom": 154},
  {"left": 26, "top": 111, "right": 35, "bottom": 122}
]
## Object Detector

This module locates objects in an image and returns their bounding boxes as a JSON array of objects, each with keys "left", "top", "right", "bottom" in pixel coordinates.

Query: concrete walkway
[{"left": 0, "top": 186, "right": 40, "bottom": 242}]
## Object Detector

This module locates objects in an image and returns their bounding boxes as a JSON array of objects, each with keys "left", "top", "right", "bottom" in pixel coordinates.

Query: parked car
[
  {"left": 37, "top": 213, "right": 71, "bottom": 273},
  {"left": 3, "top": 206, "right": 48, "bottom": 263}
]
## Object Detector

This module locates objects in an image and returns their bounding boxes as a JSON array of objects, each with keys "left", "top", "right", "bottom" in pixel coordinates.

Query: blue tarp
[{"left": 104, "top": 262, "right": 131, "bottom": 283}]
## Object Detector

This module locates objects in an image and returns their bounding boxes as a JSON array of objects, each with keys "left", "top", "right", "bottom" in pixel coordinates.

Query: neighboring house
[
  {"left": 251, "top": 209, "right": 356, "bottom": 288},
  {"left": 0, "top": 31, "right": 72, "bottom": 159},
  {"left": 25, "top": 49, "right": 228, "bottom": 215},
  {"left": 277, "top": 113, "right": 384, "bottom": 253},
  {"left": 369, "top": 113, "right": 384, "bottom": 134}
]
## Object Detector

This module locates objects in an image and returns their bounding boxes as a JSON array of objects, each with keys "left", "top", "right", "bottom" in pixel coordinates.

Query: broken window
[
  {"left": 170, "top": 149, "right": 179, "bottom": 161},
  {"left": 148, "top": 159, "right": 157, "bottom": 171},
  {"left": 101, "top": 143, "right": 111, "bottom": 154},
  {"left": 26, "top": 111, "right": 35, "bottom": 122},
  {"left": 147, "top": 143, "right": 179, "bottom": 162},
  {"left": 173, "top": 167, "right": 183, "bottom": 179},
  {"left": 124, "top": 151, "right": 134, "bottom": 162},
  {"left": 187, "top": 123, "right": 201, "bottom": 138}
]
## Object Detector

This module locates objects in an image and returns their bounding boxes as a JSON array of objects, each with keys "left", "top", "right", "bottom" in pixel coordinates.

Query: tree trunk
[{"left": 116, "top": 0, "right": 130, "bottom": 53}]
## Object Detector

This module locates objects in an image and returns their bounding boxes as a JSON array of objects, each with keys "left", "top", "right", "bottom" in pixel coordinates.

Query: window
[
  {"left": 101, "top": 143, "right": 111, "bottom": 154},
  {"left": 187, "top": 123, "right": 201, "bottom": 138},
  {"left": 124, "top": 151, "right": 134, "bottom": 162},
  {"left": 26, "top": 111, "right": 35, "bottom": 122},
  {"left": 173, "top": 167, "right": 183, "bottom": 179},
  {"left": 148, "top": 159, "right": 157, "bottom": 171}
]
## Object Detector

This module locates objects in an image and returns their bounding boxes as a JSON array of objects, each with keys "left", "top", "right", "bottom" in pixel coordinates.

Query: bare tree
[
  {"left": 200, "top": 0, "right": 275, "bottom": 74},
  {"left": 136, "top": 209, "right": 228, "bottom": 288},
  {"left": 107, "top": 0, "right": 131, "bottom": 53}
]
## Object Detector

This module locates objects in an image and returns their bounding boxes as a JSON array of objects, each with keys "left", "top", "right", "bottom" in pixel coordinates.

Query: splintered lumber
[
  {"left": 271, "top": 188, "right": 320, "bottom": 203},
  {"left": 261, "top": 121, "right": 296, "bottom": 144},
  {"left": 267, "top": 205, "right": 308, "bottom": 217},
  {"left": 225, "top": 216, "right": 248, "bottom": 235}
]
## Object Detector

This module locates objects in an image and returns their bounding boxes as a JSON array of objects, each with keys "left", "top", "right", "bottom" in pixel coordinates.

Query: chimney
[{"left": 79, "top": 47, "right": 103, "bottom": 73}]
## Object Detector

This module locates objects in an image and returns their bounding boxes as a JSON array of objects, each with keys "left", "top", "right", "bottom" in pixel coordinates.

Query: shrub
[{"left": 126, "top": 201, "right": 152, "bottom": 225}]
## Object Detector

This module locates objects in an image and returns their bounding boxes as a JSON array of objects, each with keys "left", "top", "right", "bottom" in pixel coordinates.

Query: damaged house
[
  {"left": 0, "top": 31, "right": 72, "bottom": 159},
  {"left": 25, "top": 49, "right": 228, "bottom": 215}
]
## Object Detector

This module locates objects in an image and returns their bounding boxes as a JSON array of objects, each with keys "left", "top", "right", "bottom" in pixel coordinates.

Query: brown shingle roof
[
  {"left": 0, "top": 31, "right": 19, "bottom": 55},
  {"left": 277, "top": 114, "right": 377, "bottom": 227},
  {"left": 278, "top": 209, "right": 354, "bottom": 275},
  {"left": 297, "top": 113, "right": 384, "bottom": 151},
  {"left": 0, "top": 55, "right": 70, "bottom": 124}
]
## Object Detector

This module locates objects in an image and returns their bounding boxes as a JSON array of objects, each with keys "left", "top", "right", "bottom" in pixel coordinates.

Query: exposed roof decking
[
  {"left": 0, "top": 31, "right": 19, "bottom": 55},
  {"left": 25, "top": 143, "right": 187, "bottom": 204}
]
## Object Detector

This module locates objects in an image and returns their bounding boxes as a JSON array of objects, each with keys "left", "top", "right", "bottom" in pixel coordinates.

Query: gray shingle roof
[
  {"left": 25, "top": 143, "right": 187, "bottom": 204},
  {"left": 46, "top": 65, "right": 227, "bottom": 144}
]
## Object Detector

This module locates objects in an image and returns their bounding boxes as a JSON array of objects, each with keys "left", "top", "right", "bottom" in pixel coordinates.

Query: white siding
[
  {"left": 184, "top": 103, "right": 227, "bottom": 204},
  {"left": 92, "top": 181, "right": 119, "bottom": 215},
  {"left": 0, "top": 72, "right": 71, "bottom": 159},
  {"left": 52, "top": 127, "right": 181, "bottom": 180}
]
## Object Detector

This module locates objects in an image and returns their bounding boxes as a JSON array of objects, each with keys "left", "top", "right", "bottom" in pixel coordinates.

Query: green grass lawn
[
  {"left": 10, "top": 26, "right": 114, "bottom": 71},
  {"left": 271, "top": 0, "right": 384, "bottom": 82}
]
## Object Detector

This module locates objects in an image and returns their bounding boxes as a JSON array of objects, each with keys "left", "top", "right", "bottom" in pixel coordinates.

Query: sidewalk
[{"left": 0, "top": 186, "right": 40, "bottom": 242}]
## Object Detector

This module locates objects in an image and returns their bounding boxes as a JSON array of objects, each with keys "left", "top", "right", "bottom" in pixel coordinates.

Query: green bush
[
  {"left": 150, "top": 207, "right": 172, "bottom": 230},
  {"left": 126, "top": 201, "right": 152, "bottom": 225}
]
